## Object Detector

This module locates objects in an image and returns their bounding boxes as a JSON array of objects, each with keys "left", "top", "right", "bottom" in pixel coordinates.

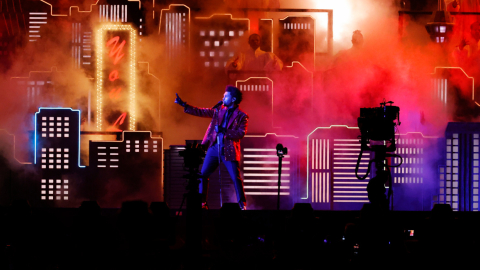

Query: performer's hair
[{"left": 225, "top": 85, "right": 243, "bottom": 104}]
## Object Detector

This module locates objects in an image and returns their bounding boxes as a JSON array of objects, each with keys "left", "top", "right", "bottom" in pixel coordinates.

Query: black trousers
[{"left": 199, "top": 144, "right": 246, "bottom": 204}]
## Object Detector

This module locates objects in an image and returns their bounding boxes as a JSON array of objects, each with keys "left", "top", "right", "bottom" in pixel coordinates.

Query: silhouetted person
[
  {"left": 453, "top": 21, "right": 480, "bottom": 67},
  {"left": 332, "top": 30, "right": 364, "bottom": 68},
  {"left": 225, "top": 33, "right": 283, "bottom": 73}
]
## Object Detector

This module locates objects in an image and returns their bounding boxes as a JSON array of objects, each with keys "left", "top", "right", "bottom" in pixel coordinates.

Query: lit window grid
[
  {"left": 430, "top": 67, "right": 474, "bottom": 103},
  {"left": 195, "top": 15, "right": 249, "bottom": 69},
  {"left": 235, "top": 78, "right": 274, "bottom": 128},
  {"left": 165, "top": 12, "right": 187, "bottom": 60},
  {"left": 28, "top": 12, "right": 47, "bottom": 42},
  {"left": 309, "top": 137, "right": 371, "bottom": 204},
  {"left": 238, "top": 84, "right": 270, "bottom": 92},
  {"left": 39, "top": 117, "right": 71, "bottom": 138},
  {"left": 40, "top": 148, "right": 70, "bottom": 170},
  {"left": 305, "top": 127, "right": 361, "bottom": 200},
  {"left": 242, "top": 148, "right": 291, "bottom": 196},
  {"left": 312, "top": 172, "right": 330, "bottom": 203},
  {"left": 98, "top": 5, "right": 128, "bottom": 23},
  {"left": 438, "top": 165, "right": 446, "bottom": 205},
  {"left": 95, "top": 24, "right": 137, "bottom": 131},
  {"left": 198, "top": 29, "right": 242, "bottom": 56},
  {"left": 34, "top": 108, "right": 84, "bottom": 168},
  {"left": 432, "top": 78, "right": 448, "bottom": 106},
  {"left": 282, "top": 22, "right": 312, "bottom": 30},
  {"left": 452, "top": 135, "right": 459, "bottom": 210},
  {"left": 444, "top": 135, "right": 459, "bottom": 210},
  {"left": 332, "top": 139, "right": 370, "bottom": 203},
  {"left": 310, "top": 139, "right": 329, "bottom": 203},
  {"left": 391, "top": 139, "right": 425, "bottom": 184},
  {"left": 40, "top": 178, "right": 69, "bottom": 200},
  {"left": 390, "top": 153, "right": 424, "bottom": 184},
  {"left": 96, "top": 145, "right": 120, "bottom": 168},
  {"left": 473, "top": 134, "right": 479, "bottom": 211},
  {"left": 125, "top": 139, "right": 160, "bottom": 153},
  {"left": 395, "top": 138, "right": 424, "bottom": 145},
  {"left": 279, "top": 16, "right": 316, "bottom": 67},
  {"left": 159, "top": 5, "right": 191, "bottom": 61},
  {"left": 200, "top": 41, "right": 238, "bottom": 68}
]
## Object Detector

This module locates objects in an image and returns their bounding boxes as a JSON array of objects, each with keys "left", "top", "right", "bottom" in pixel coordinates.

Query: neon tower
[{"left": 34, "top": 108, "right": 83, "bottom": 201}]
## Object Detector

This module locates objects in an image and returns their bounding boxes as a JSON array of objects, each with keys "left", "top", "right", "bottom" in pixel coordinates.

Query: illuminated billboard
[{"left": 96, "top": 24, "right": 136, "bottom": 131}]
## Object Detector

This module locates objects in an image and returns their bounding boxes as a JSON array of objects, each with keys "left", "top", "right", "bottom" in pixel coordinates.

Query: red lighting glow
[
  {"left": 109, "top": 70, "right": 119, "bottom": 81},
  {"left": 109, "top": 88, "right": 122, "bottom": 100},
  {"left": 106, "top": 36, "right": 126, "bottom": 65},
  {"left": 106, "top": 112, "right": 127, "bottom": 132}
]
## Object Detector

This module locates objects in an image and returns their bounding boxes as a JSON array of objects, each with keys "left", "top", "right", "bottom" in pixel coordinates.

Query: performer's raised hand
[{"left": 175, "top": 93, "right": 186, "bottom": 107}]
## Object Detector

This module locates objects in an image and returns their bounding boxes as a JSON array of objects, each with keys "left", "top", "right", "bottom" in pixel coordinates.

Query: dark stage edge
[{"left": 2, "top": 208, "right": 480, "bottom": 269}]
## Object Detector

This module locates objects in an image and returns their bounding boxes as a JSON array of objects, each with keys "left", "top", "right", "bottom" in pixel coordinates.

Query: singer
[{"left": 175, "top": 85, "right": 248, "bottom": 210}]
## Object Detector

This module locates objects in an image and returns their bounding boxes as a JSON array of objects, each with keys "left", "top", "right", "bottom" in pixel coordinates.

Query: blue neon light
[
  {"left": 34, "top": 112, "right": 37, "bottom": 164},
  {"left": 34, "top": 107, "right": 85, "bottom": 168}
]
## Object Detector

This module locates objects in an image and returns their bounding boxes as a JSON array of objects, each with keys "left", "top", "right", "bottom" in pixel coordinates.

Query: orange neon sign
[
  {"left": 106, "top": 36, "right": 126, "bottom": 65},
  {"left": 106, "top": 35, "right": 127, "bottom": 130},
  {"left": 96, "top": 24, "right": 136, "bottom": 131},
  {"left": 106, "top": 112, "right": 127, "bottom": 132}
]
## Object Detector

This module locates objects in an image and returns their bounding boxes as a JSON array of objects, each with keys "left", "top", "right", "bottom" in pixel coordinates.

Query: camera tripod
[{"left": 356, "top": 143, "right": 402, "bottom": 210}]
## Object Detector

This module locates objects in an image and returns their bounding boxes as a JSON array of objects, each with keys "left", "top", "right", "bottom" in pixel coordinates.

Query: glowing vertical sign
[{"left": 96, "top": 24, "right": 136, "bottom": 131}]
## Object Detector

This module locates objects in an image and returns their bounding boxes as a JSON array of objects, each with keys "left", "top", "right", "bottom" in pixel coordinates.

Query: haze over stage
[
  {"left": 2, "top": 0, "right": 480, "bottom": 268},
  {"left": 0, "top": 1, "right": 480, "bottom": 213}
]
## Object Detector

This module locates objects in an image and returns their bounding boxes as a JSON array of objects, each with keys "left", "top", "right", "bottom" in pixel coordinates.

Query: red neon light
[
  {"left": 106, "top": 112, "right": 127, "bottom": 131},
  {"left": 109, "top": 87, "right": 122, "bottom": 99},
  {"left": 106, "top": 36, "right": 126, "bottom": 65},
  {"left": 104, "top": 33, "right": 129, "bottom": 130},
  {"left": 109, "top": 70, "right": 119, "bottom": 81}
]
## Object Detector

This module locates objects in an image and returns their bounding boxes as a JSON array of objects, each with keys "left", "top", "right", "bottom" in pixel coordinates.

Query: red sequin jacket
[{"left": 184, "top": 104, "right": 248, "bottom": 161}]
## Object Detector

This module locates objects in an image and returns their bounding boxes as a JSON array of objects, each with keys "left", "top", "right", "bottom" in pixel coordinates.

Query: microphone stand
[
  {"left": 277, "top": 151, "right": 284, "bottom": 211},
  {"left": 218, "top": 135, "right": 222, "bottom": 207},
  {"left": 216, "top": 108, "right": 223, "bottom": 208},
  {"left": 276, "top": 144, "right": 287, "bottom": 211}
]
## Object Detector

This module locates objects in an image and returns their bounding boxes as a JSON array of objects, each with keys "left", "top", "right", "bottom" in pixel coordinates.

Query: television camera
[{"left": 356, "top": 100, "right": 402, "bottom": 209}]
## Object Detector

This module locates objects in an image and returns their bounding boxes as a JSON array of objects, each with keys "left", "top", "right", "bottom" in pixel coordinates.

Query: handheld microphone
[{"left": 212, "top": 100, "right": 223, "bottom": 109}]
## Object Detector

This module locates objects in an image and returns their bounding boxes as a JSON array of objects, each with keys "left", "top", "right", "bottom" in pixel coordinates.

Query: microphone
[{"left": 212, "top": 100, "right": 223, "bottom": 109}]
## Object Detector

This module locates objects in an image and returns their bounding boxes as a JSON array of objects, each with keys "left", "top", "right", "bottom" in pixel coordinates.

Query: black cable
[
  {"left": 385, "top": 162, "right": 394, "bottom": 211},
  {"left": 355, "top": 149, "right": 375, "bottom": 180},
  {"left": 387, "top": 154, "right": 403, "bottom": 168}
]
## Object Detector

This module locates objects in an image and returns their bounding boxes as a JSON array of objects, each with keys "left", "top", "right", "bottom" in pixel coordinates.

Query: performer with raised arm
[{"left": 175, "top": 86, "right": 248, "bottom": 210}]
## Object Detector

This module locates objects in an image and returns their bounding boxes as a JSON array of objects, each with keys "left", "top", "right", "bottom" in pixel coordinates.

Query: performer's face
[{"left": 223, "top": 91, "right": 236, "bottom": 107}]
